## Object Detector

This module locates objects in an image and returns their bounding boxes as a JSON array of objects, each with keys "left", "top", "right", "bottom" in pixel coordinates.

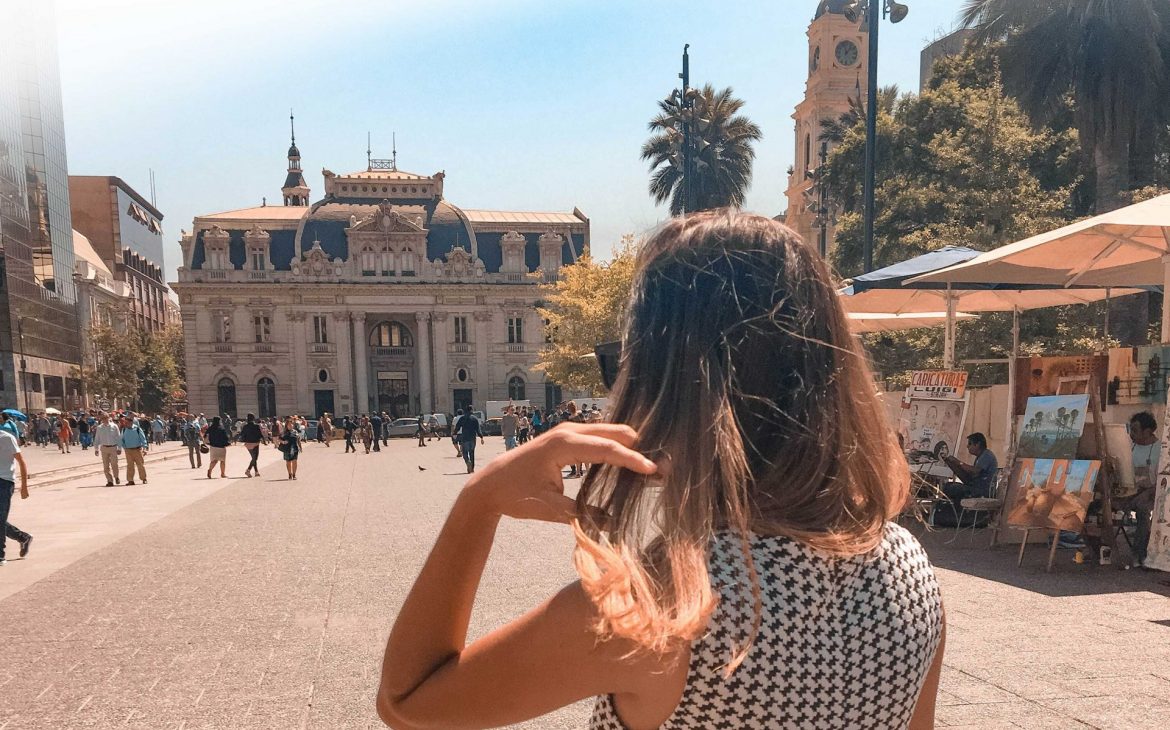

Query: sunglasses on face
[{"left": 595, "top": 341, "right": 622, "bottom": 390}]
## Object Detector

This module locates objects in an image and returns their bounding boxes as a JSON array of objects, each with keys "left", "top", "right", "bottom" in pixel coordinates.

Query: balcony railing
[
  {"left": 451, "top": 343, "right": 471, "bottom": 353},
  {"left": 373, "top": 346, "right": 412, "bottom": 357},
  {"left": 254, "top": 343, "right": 273, "bottom": 353},
  {"left": 310, "top": 342, "right": 333, "bottom": 353},
  {"left": 506, "top": 343, "right": 525, "bottom": 353},
  {"left": 213, "top": 343, "right": 233, "bottom": 353},
  {"left": 206, "top": 270, "right": 227, "bottom": 280}
]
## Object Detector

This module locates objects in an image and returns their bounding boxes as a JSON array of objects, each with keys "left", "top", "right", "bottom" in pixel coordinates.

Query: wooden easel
[{"left": 1014, "top": 375, "right": 1115, "bottom": 572}]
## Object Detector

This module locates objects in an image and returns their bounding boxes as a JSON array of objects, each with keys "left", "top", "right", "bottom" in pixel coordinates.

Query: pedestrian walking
[
  {"left": 182, "top": 415, "right": 203, "bottom": 468},
  {"left": 204, "top": 416, "right": 231, "bottom": 479},
  {"left": 151, "top": 415, "right": 166, "bottom": 446},
  {"left": 416, "top": 413, "right": 428, "bottom": 448},
  {"left": 318, "top": 413, "right": 332, "bottom": 447},
  {"left": 501, "top": 406, "right": 518, "bottom": 451},
  {"left": 453, "top": 410, "right": 483, "bottom": 473},
  {"left": 451, "top": 409, "right": 464, "bottom": 458},
  {"left": 375, "top": 211, "right": 944, "bottom": 730},
  {"left": 93, "top": 413, "right": 122, "bottom": 486},
  {"left": 0, "top": 415, "right": 32, "bottom": 566},
  {"left": 57, "top": 417, "right": 72, "bottom": 453},
  {"left": 360, "top": 415, "right": 374, "bottom": 454},
  {"left": 239, "top": 413, "right": 263, "bottom": 478},
  {"left": 343, "top": 416, "right": 357, "bottom": 453},
  {"left": 279, "top": 416, "right": 301, "bottom": 479},
  {"left": 371, "top": 412, "right": 383, "bottom": 452},
  {"left": 380, "top": 411, "right": 391, "bottom": 446},
  {"left": 78, "top": 414, "right": 92, "bottom": 450},
  {"left": 119, "top": 415, "right": 149, "bottom": 485}
]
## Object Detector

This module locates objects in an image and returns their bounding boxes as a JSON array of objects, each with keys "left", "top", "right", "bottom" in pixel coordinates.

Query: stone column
[
  {"left": 353, "top": 312, "right": 369, "bottom": 414},
  {"left": 415, "top": 311, "right": 433, "bottom": 414},
  {"left": 431, "top": 312, "right": 449, "bottom": 412},
  {"left": 474, "top": 310, "right": 493, "bottom": 406},
  {"left": 287, "top": 311, "right": 308, "bottom": 414},
  {"left": 332, "top": 311, "right": 353, "bottom": 416}
]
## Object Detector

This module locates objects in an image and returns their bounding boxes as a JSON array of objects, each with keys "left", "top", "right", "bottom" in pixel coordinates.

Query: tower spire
[
  {"left": 392, "top": 132, "right": 397, "bottom": 171},
  {"left": 367, "top": 131, "right": 372, "bottom": 171},
  {"left": 282, "top": 111, "right": 309, "bottom": 206}
]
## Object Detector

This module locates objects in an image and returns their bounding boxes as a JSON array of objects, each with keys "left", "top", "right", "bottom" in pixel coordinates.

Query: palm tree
[
  {"left": 819, "top": 85, "right": 901, "bottom": 145},
  {"left": 642, "top": 84, "right": 763, "bottom": 215},
  {"left": 960, "top": 0, "right": 1170, "bottom": 212}
]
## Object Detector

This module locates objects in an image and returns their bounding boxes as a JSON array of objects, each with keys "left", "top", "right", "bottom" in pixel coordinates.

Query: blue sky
[{"left": 54, "top": 0, "right": 968, "bottom": 282}]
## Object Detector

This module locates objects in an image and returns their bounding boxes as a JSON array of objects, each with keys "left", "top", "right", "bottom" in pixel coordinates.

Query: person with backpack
[
  {"left": 119, "top": 415, "right": 149, "bottom": 485},
  {"left": 181, "top": 415, "right": 203, "bottom": 469}
]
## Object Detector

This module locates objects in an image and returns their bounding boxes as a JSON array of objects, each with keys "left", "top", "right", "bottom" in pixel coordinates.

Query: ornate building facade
[
  {"left": 172, "top": 127, "right": 587, "bottom": 420},
  {"left": 784, "top": 1, "right": 869, "bottom": 254}
]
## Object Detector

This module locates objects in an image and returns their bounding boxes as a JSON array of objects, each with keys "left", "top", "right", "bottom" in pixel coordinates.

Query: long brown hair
[{"left": 573, "top": 210, "right": 907, "bottom": 664}]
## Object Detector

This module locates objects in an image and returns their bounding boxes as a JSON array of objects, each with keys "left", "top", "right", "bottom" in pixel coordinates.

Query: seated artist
[{"left": 942, "top": 432, "right": 999, "bottom": 504}]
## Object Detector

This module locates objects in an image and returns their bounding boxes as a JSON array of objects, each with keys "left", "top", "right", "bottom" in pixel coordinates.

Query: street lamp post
[
  {"left": 17, "top": 316, "right": 29, "bottom": 412},
  {"left": 848, "top": 0, "right": 909, "bottom": 273},
  {"left": 672, "top": 44, "right": 698, "bottom": 213}
]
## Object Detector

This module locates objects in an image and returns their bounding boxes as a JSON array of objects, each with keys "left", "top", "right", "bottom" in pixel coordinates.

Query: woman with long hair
[
  {"left": 239, "top": 413, "right": 263, "bottom": 478},
  {"left": 280, "top": 415, "right": 301, "bottom": 480},
  {"left": 376, "top": 211, "right": 943, "bottom": 729}
]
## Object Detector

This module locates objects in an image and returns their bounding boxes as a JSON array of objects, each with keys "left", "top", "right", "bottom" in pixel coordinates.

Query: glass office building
[{"left": 0, "top": 0, "right": 82, "bottom": 410}]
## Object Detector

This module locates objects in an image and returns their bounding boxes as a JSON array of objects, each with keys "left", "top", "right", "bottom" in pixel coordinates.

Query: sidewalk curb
[{"left": 30, "top": 449, "right": 192, "bottom": 490}]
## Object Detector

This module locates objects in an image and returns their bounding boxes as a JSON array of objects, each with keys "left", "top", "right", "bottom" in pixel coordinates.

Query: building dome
[
  {"left": 288, "top": 143, "right": 301, "bottom": 158},
  {"left": 815, "top": 0, "right": 851, "bottom": 18}
]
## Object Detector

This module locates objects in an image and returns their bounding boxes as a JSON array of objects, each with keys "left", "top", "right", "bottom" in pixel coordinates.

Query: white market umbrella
[
  {"left": 909, "top": 193, "right": 1170, "bottom": 341},
  {"left": 847, "top": 311, "right": 977, "bottom": 333}
]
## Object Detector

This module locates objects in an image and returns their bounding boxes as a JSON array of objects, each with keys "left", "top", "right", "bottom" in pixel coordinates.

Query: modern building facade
[
  {"left": 0, "top": 0, "right": 83, "bottom": 412},
  {"left": 784, "top": 1, "right": 869, "bottom": 256},
  {"left": 172, "top": 130, "right": 587, "bottom": 420},
  {"left": 69, "top": 175, "right": 171, "bottom": 332}
]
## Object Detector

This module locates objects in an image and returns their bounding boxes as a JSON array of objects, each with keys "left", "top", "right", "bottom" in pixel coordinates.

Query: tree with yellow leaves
[{"left": 536, "top": 235, "right": 639, "bottom": 395}]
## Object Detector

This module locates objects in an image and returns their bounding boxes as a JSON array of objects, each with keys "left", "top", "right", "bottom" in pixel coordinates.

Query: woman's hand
[{"left": 463, "top": 423, "right": 656, "bottom": 524}]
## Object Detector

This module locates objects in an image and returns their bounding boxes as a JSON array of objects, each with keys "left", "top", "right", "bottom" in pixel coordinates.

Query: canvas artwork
[
  {"left": 1005, "top": 458, "right": 1101, "bottom": 533},
  {"left": 897, "top": 397, "right": 967, "bottom": 467},
  {"left": 1106, "top": 346, "right": 1170, "bottom": 406},
  {"left": 1014, "top": 355, "right": 1108, "bottom": 414},
  {"left": 1017, "top": 394, "right": 1091, "bottom": 460},
  {"left": 1142, "top": 414, "right": 1170, "bottom": 572}
]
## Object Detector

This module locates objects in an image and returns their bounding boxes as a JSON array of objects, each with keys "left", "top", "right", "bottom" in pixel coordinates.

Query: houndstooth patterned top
[{"left": 590, "top": 522, "right": 943, "bottom": 730}]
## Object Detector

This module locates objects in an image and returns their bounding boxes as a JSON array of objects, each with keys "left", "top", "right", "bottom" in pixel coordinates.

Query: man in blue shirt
[
  {"left": 944, "top": 432, "right": 999, "bottom": 500},
  {"left": 119, "top": 415, "right": 150, "bottom": 485},
  {"left": 453, "top": 411, "right": 485, "bottom": 474}
]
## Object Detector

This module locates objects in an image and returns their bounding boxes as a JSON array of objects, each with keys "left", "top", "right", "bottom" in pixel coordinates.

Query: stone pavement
[{"left": 0, "top": 437, "right": 1168, "bottom": 729}]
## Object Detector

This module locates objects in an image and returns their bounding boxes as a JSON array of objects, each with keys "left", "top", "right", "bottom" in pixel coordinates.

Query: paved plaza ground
[{"left": 1, "top": 437, "right": 1169, "bottom": 729}]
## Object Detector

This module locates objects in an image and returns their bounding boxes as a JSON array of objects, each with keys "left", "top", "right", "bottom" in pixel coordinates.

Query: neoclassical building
[{"left": 172, "top": 125, "right": 587, "bottom": 420}]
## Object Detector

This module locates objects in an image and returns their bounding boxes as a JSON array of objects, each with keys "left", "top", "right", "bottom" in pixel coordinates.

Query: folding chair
[{"left": 950, "top": 468, "right": 1006, "bottom": 546}]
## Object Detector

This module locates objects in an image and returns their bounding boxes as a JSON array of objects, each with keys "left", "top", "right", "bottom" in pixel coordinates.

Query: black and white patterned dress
[{"left": 590, "top": 522, "right": 943, "bottom": 729}]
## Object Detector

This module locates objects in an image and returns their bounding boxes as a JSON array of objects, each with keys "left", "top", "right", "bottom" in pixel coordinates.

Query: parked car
[
  {"left": 304, "top": 419, "right": 318, "bottom": 441},
  {"left": 386, "top": 417, "right": 422, "bottom": 438},
  {"left": 483, "top": 417, "right": 502, "bottom": 437}
]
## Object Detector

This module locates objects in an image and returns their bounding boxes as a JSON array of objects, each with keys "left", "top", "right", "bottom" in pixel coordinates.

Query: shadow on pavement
[{"left": 915, "top": 524, "right": 1170, "bottom": 598}]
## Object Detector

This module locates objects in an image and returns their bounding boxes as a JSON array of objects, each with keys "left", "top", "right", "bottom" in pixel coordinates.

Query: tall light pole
[
  {"left": 847, "top": 0, "right": 909, "bottom": 273},
  {"left": 17, "top": 316, "right": 29, "bottom": 412},
  {"left": 671, "top": 44, "right": 698, "bottom": 213}
]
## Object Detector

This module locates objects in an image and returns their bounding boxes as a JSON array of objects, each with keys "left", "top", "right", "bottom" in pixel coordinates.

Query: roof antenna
[
  {"left": 392, "top": 132, "right": 397, "bottom": 171},
  {"left": 367, "top": 132, "right": 372, "bottom": 171}
]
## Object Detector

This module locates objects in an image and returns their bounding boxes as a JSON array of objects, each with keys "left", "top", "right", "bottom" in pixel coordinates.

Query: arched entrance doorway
[{"left": 217, "top": 377, "right": 237, "bottom": 417}]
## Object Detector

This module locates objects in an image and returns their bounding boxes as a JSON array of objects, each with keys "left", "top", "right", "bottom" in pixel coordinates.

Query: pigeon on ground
[{"left": 418, "top": 466, "right": 426, "bottom": 471}]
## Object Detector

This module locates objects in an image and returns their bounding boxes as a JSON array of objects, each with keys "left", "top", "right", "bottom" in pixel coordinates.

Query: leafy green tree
[
  {"left": 821, "top": 48, "right": 1119, "bottom": 381},
  {"left": 536, "top": 236, "right": 639, "bottom": 394},
  {"left": 961, "top": 0, "right": 1170, "bottom": 211},
  {"left": 82, "top": 325, "right": 184, "bottom": 413},
  {"left": 642, "top": 84, "right": 763, "bottom": 215}
]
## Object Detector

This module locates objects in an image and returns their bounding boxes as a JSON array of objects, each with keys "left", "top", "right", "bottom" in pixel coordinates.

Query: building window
[
  {"left": 214, "top": 313, "right": 232, "bottom": 343},
  {"left": 369, "top": 321, "right": 413, "bottom": 348},
  {"left": 381, "top": 250, "right": 395, "bottom": 276},
  {"left": 253, "top": 315, "right": 271, "bottom": 343},
  {"left": 508, "top": 376, "right": 526, "bottom": 401},
  {"left": 360, "top": 247, "right": 377, "bottom": 276},
  {"left": 217, "top": 378, "right": 237, "bottom": 416},
  {"left": 317, "top": 368, "right": 330, "bottom": 383},
  {"left": 257, "top": 377, "right": 276, "bottom": 419},
  {"left": 251, "top": 251, "right": 266, "bottom": 270},
  {"left": 456, "top": 368, "right": 469, "bottom": 383},
  {"left": 507, "top": 316, "right": 523, "bottom": 344},
  {"left": 312, "top": 315, "right": 328, "bottom": 344},
  {"left": 454, "top": 316, "right": 469, "bottom": 344}
]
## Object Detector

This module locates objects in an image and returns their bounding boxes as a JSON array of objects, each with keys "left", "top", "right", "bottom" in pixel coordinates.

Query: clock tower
[{"left": 784, "top": 1, "right": 868, "bottom": 256}]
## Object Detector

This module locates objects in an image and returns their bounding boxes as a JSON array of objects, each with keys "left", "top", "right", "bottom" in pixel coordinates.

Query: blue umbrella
[{"left": 2, "top": 408, "right": 28, "bottom": 422}]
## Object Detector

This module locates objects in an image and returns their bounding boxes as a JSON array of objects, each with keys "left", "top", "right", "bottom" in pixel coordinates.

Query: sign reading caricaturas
[{"left": 906, "top": 370, "right": 968, "bottom": 401}]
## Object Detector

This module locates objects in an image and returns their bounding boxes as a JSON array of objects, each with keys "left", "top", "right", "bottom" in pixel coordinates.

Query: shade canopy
[
  {"left": 847, "top": 312, "right": 977, "bottom": 333},
  {"left": 841, "top": 285, "right": 1136, "bottom": 315},
  {"left": 909, "top": 193, "right": 1170, "bottom": 289}
]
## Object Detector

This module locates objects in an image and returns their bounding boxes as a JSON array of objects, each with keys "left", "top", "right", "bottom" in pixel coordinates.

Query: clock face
[
  {"left": 810, "top": 46, "right": 820, "bottom": 74},
  {"left": 835, "top": 40, "right": 859, "bottom": 67}
]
